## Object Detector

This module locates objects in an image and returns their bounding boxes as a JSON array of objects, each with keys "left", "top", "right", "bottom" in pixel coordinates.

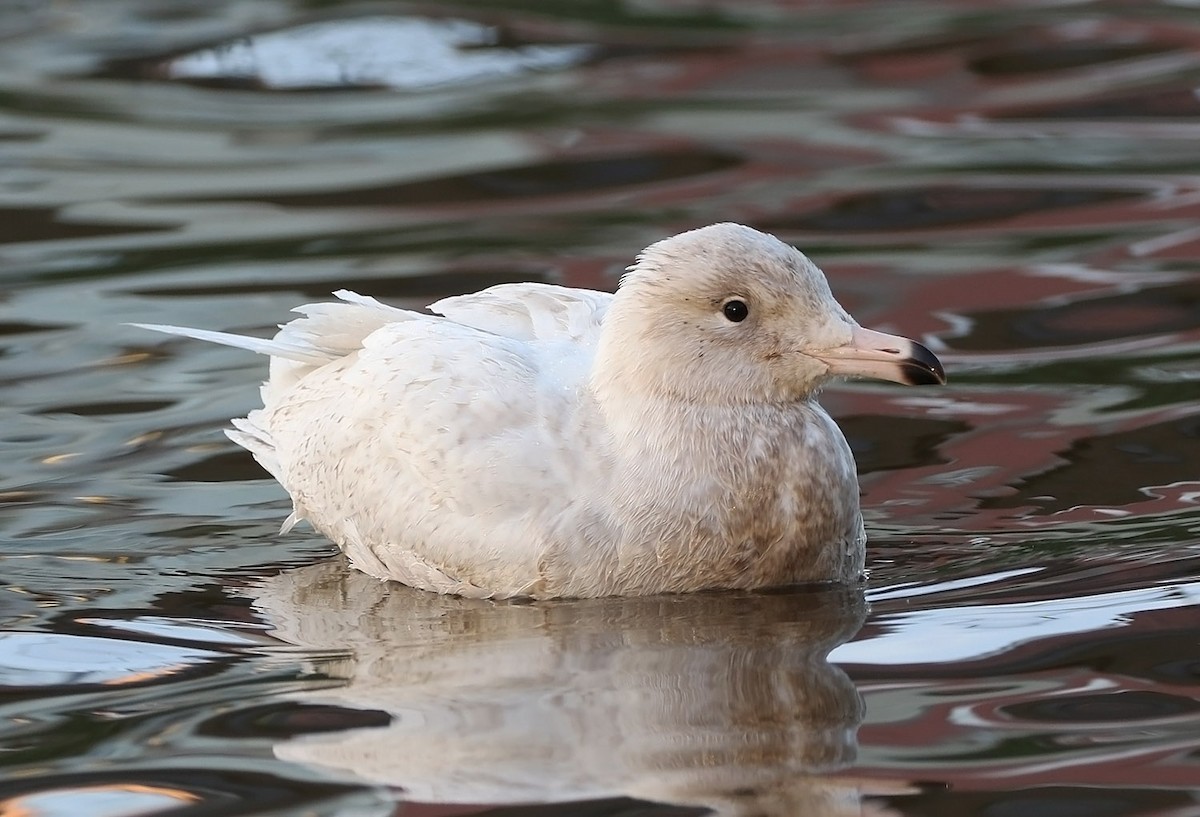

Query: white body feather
[{"left": 138, "top": 225, "right": 880, "bottom": 598}]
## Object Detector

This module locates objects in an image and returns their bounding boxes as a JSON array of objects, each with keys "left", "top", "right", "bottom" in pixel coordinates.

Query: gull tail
[
  {"left": 131, "top": 289, "right": 411, "bottom": 402},
  {"left": 132, "top": 289, "right": 410, "bottom": 364},
  {"left": 129, "top": 323, "right": 331, "bottom": 364},
  {"left": 131, "top": 290, "right": 412, "bottom": 537}
]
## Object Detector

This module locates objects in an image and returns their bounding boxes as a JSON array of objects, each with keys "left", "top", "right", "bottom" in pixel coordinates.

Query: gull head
[{"left": 593, "top": 223, "right": 944, "bottom": 406}]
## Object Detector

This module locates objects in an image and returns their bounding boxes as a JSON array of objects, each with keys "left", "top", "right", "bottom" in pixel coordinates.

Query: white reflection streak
[
  {"left": 167, "top": 17, "right": 592, "bottom": 90},
  {"left": 866, "top": 567, "right": 1044, "bottom": 602},
  {"left": 832, "top": 581, "right": 1200, "bottom": 666}
]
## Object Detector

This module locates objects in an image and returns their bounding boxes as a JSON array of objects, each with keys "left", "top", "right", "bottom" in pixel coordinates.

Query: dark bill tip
[{"left": 901, "top": 341, "right": 946, "bottom": 386}]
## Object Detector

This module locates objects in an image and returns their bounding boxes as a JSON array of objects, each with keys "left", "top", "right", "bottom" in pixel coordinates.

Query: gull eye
[{"left": 722, "top": 299, "right": 749, "bottom": 323}]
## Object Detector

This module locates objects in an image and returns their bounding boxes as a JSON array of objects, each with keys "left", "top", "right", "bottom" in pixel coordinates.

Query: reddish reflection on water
[{"left": 1, "top": 2, "right": 1198, "bottom": 817}]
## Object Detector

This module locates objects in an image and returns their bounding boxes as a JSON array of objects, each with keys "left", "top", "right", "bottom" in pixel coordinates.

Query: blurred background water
[{"left": 2, "top": 1, "right": 1199, "bottom": 815}]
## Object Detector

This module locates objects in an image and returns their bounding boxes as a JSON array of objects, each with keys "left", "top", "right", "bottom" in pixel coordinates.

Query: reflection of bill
[{"left": 255, "top": 559, "right": 900, "bottom": 816}]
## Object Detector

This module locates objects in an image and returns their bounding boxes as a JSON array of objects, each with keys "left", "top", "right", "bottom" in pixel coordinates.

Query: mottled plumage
[{"left": 137, "top": 223, "right": 944, "bottom": 598}]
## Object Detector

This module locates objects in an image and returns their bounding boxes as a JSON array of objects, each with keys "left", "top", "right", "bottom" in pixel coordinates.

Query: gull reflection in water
[{"left": 253, "top": 559, "right": 908, "bottom": 816}]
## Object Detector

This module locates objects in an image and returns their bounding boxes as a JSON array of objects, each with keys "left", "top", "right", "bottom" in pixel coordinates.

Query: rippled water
[{"left": 3, "top": 2, "right": 1199, "bottom": 815}]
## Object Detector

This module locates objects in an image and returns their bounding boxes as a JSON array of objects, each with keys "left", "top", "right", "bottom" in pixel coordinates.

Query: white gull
[{"left": 137, "top": 223, "right": 944, "bottom": 598}]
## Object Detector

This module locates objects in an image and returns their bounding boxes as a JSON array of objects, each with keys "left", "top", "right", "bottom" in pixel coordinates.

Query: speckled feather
[{"left": 137, "top": 223, "right": 938, "bottom": 599}]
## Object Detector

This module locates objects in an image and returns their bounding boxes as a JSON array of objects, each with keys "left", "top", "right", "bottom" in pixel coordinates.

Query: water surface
[{"left": 2, "top": 2, "right": 1199, "bottom": 816}]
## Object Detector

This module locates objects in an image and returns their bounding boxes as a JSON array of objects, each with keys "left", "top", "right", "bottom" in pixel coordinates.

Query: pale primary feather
[{"left": 138, "top": 223, "right": 944, "bottom": 598}]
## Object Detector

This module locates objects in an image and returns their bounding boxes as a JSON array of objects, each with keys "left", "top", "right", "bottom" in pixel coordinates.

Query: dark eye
[{"left": 722, "top": 299, "right": 749, "bottom": 323}]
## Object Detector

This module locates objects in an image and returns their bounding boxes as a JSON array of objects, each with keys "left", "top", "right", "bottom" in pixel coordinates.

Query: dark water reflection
[
  {"left": 2, "top": 1, "right": 1199, "bottom": 816},
  {"left": 204, "top": 151, "right": 744, "bottom": 207}
]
